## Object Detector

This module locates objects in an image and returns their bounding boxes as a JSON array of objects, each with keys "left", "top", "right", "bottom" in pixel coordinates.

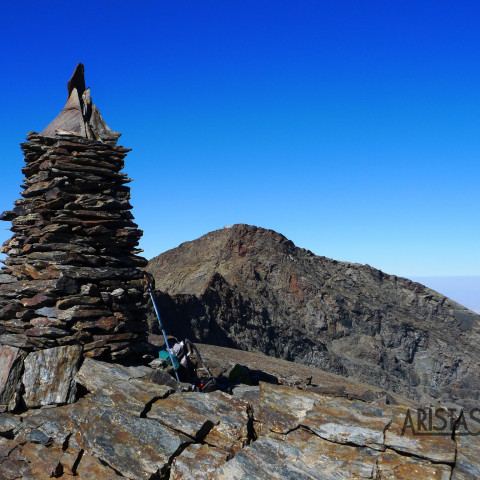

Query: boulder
[{"left": 22, "top": 345, "right": 82, "bottom": 407}]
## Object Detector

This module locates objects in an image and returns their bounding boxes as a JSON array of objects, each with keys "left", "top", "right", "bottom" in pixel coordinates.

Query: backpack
[{"left": 158, "top": 338, "right": 216, "bottom": 391}]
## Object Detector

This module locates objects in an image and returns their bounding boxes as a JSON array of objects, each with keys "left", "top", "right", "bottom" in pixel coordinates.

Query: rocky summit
[
  {"left": 1, "top": 345, "right": 478, "bottom": 480},
  {"left": 147, "top": 224, "right": 480, "bottom": 409}
]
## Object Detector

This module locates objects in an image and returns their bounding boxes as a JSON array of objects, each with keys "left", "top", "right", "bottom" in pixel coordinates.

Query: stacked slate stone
[{"left": 0, "top": 64, "right": 149, "bottom": 364}]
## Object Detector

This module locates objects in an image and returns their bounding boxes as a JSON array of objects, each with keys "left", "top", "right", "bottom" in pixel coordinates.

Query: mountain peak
[{"left": 147, "top": 225, "right": 480, "bottom": 408}]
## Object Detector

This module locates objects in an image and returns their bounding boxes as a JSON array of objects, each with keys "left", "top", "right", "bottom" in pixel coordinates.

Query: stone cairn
[{"left": 0, "top": 64, "right": 149, "bottom": 410}]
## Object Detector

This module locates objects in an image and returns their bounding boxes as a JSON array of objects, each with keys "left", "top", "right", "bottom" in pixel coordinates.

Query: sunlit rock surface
[{"left": 0, "top": 346, "right": 476, "bottom": 479}]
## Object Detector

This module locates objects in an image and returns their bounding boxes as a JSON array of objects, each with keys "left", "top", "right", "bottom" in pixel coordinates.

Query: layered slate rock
[
  {"left": 215, "top": 382, "right": 456, "bottom": 479},
  {"left": 75, "top": 357, "right": 172, "bottom": 416},
  {"left": 0, "top": 348, "right": 475, "bottom": 480},
  {"left": 147, "top": 224, "right": 480, "bottom": 409},
  {"left": 0, "top": 346, "right": 26, "bottom": 410},
  {"left": 22, "top": 345, "right": 82, "bottom": 408},
  {"left": 0, "top": 64, "right": 148, "bottom": 409}
]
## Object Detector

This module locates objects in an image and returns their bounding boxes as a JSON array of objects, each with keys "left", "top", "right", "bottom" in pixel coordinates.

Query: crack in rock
[
  {"left": 246, "top": 403, "right": 257, "bottom": 445},
  {"left": 159, "top": 440, "right": 196, "bottom": 480}
]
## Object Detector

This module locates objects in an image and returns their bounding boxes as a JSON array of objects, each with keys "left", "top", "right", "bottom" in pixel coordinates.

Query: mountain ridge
[{"left": 147, "top": 223, "right": 480, "bottom": 408}]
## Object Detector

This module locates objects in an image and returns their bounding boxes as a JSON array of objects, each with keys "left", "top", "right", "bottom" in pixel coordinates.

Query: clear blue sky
[{"left": 1, "top": 1, "right": 479, "bottom": 284}]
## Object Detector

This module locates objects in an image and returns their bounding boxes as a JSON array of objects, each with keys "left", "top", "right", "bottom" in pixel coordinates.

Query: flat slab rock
[
  {"left": 0, "top": 354, "right": 476, "bottom": 480},
  {"left": 71, "top": 396, "right": 188, "bottom": 478},
  {"left": 148, "top": 390, "right": 250, "bottom": 451},
  {"left": 75, "top": 357, "right": 172, "bottom": 416},
  {"left": 6, "top": 395, "right": 189, "bottom": 480},
  {"left": 213, "top": 432, "right": 452, "bottom": 480},
  {"left": 259, "top": 382, "right": 456, "bottom": 464}
]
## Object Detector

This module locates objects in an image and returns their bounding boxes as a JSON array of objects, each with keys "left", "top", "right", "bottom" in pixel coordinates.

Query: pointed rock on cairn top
[
  {"left": 0, "top": 64, "right": 149, "bottom": 411},
  {"left": 42, "top": 62, "right": 121, "bottom": 143}
]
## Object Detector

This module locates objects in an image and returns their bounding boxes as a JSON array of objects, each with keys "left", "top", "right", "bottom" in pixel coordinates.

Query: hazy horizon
[{"left": 410, "top": 275, "right": 480, "bottom": 313}]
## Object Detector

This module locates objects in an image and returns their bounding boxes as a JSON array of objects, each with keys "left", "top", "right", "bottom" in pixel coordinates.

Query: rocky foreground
[
  {"left": 147, "top": 224, "right": 480, "bottom": 409},
  {"left": 0, "top": 344, "right": 478, "bottom": 480}
]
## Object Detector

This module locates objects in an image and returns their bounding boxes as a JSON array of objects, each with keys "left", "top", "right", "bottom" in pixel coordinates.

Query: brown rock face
[
  {"left": 1, "top": 348, "right": 477, "bottom": 479},
  {"left": 147, "top": 224, "right": 480, "bottom": 408},
  {"left": 0, "top": 346, "right": 26, "bottom": 407},
  {"left": 0, "top": 64, "right": 148, "bottom": 409}
]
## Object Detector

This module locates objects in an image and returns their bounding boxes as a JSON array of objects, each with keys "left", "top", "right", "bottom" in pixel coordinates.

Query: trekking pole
[
  {"left": 185, "top": 339, "right": 213, "bottom": 378},
  {"left": 143, "top": 272, "right": 180, "bottom": 382}
]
